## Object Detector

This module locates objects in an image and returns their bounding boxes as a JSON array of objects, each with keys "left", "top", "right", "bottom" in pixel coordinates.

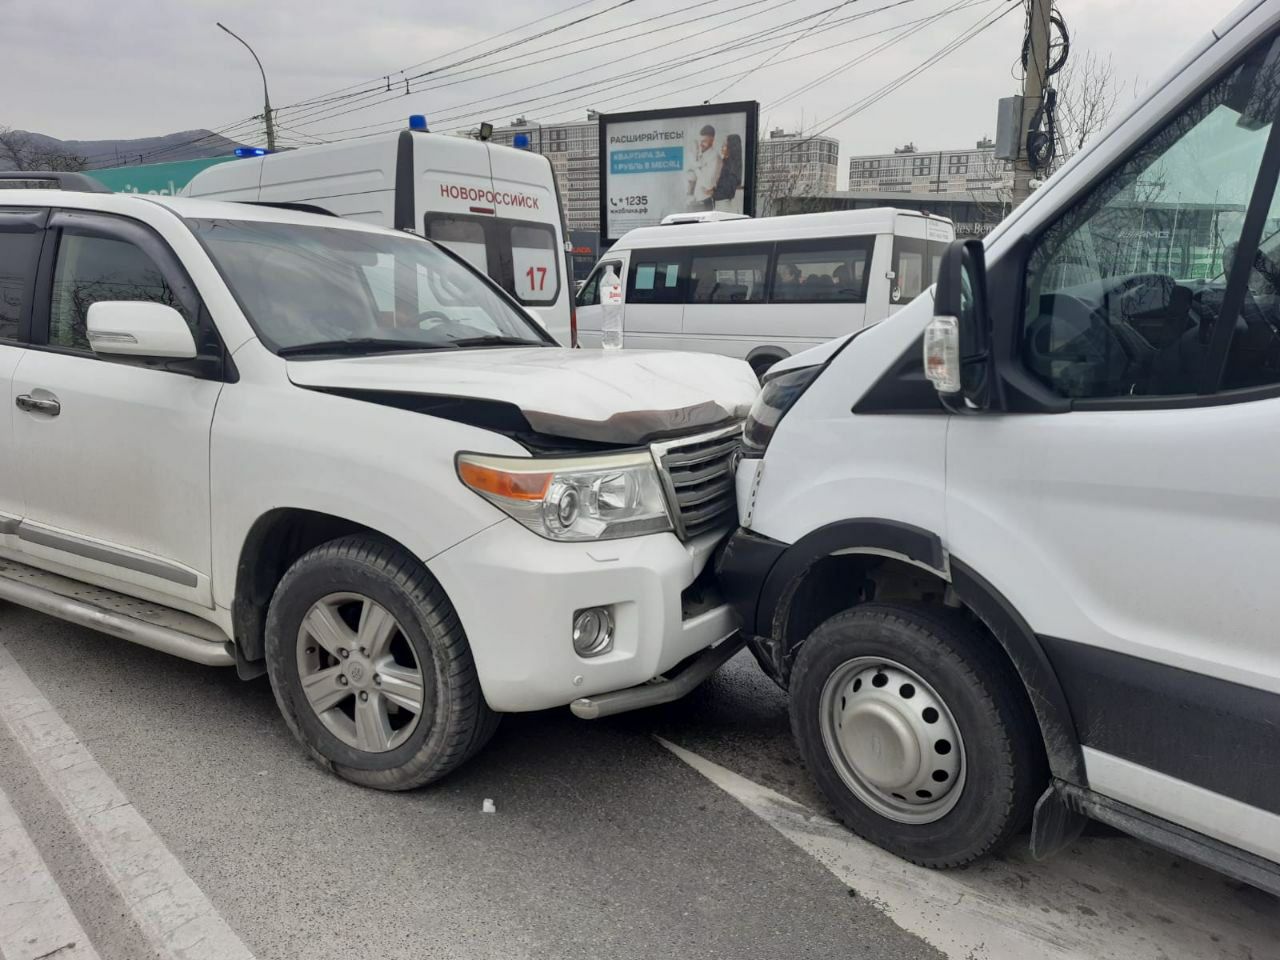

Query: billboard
[
  {"left": 91, "top": 156, "right": 238, "bottom": 196},
  {"left": 598, "top": 101, "right": 758, "bottom": 244}
]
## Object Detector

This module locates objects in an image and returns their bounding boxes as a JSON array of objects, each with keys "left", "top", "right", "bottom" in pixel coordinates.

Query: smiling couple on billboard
[{"left": 687, "top": 124, "right": 744, "bottom": 212}]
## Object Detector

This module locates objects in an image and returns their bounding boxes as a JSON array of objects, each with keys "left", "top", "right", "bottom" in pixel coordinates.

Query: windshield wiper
[
  {"left": 445, "top": 335, "right": 549, "bottom": 348},
  {"left": 277, "top": 337, "right": 444, "bottom": 358}
]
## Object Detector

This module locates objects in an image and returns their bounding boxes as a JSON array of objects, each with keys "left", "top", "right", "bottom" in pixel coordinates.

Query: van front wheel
[
  {"left": 789, "top": 603, "right": 1044, "bottom": 867},
  {"left": 264, "top": 535, "right": 498, "bottom": 790}
]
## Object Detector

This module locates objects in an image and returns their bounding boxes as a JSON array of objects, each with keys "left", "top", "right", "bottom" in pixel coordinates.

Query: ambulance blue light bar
[
  {"left": 409, "top": 115, "right": 429, "bottom": 131},
  {"left": 513, "top": 133, "right": 530, "bottom": 150},
  {"left": 234, "top": 147, "right": 269, "bottom": 157}
]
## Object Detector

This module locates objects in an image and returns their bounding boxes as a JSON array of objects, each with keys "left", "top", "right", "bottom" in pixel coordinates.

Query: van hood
[{"left": 285, "top": 347, "right": 759, "bottom": 445}]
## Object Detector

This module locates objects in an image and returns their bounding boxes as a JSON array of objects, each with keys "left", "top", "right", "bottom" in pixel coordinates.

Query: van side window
[
  {"left": 0, "top": 219, "right": 42, "bottom": 342},
  {"left": 424, "top": 217, "right": 489, "bottom": 275},
  {"left": 1022, "top": 34, "right": 1280, "bottom": 400},
  {"left": 772, "top": 238, "right": 873, "bottom": 303},
  {"left": 628, "top": 254, "right": 684, "bottom": 304},
  {"left": 511, "top": 224, "right": 560, "bottom": 305},
  {"left": 689, "top": 247, "right": 768, "bottom": 304},
  {"left": 49, "top": 232, "right": 193, "bottom": 352}
]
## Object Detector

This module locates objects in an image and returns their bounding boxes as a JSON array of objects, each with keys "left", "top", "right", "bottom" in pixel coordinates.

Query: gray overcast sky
[{"left": 3, "top": 0, "right": 1244, "bottom": 184}]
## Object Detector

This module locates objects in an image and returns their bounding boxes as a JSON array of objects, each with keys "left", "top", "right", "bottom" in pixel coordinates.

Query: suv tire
[
  {"left": 789, "top": 602, "right": 1045, "bottom": 867},
  {"left": 264, "top": 535, "right": 498, "bottom": 790}
]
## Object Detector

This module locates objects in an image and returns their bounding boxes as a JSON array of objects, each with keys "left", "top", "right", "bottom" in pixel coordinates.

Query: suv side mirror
[
  {"left": 86, "top": 301, "right": 197, "bottom": 360},
  {"left": 924, "top": 238, "right": 992, "bottom": 411}
]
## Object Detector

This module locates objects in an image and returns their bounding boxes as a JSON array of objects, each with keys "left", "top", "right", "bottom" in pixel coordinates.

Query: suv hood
[{"left": 286, "top": 347, "right": 759, "bottom": 445}]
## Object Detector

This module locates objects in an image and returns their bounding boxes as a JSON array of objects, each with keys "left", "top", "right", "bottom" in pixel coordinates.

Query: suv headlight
[
  {"left": 457, "top": 451, "right": 672, "bottom": 541},
  {"left": 742, "top": 365, "right": 822, "bottom": 454}
]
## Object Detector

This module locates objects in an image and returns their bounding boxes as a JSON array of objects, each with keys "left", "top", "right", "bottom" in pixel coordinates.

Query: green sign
[{"left": 91, "top": 156, "right": 240, "bottom": 196}]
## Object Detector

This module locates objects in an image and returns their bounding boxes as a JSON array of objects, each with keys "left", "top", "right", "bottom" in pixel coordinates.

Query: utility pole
[
  {"left": 217, "top": 22, "right": 276, "bottom": 152},
  {"left": 1012, "top": 0, "right": 1052, "bottom": 205}
]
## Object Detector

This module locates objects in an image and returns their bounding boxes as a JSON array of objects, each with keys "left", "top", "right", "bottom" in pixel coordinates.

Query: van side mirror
[
  {"left": 86, "top": 301, "right": 197, "bottom": 360},
  {"left": 924, "top": 239, "right": 992, "bottom": 411}
]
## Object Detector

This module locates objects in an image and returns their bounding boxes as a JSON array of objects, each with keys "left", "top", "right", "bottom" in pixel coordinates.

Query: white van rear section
[
  {"left": 575, "top": 209, "right": 953, "bottom": 375},
  {"left": 186, "top": 130, "right": 572, "bottom": 344}
]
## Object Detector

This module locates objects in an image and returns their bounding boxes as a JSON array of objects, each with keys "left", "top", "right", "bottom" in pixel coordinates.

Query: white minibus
[
  {"left": 575, "top": 209, "right": 954, "bottom": 377},
  {"left": 186, "top": 127, "right": 574, "bottom": 344}
]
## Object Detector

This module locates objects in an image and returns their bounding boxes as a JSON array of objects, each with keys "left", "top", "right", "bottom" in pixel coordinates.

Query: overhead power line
[{"left": 286, "top": 0, "right": 929, "bottom": 144}]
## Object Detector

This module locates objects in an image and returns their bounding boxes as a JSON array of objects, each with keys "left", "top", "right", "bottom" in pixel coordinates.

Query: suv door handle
[{"left": 16, "top": 393, "right": 61, "bottom": 416}]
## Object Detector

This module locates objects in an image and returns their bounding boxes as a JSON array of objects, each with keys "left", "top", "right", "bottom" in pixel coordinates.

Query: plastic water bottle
[{"left": 600, "top": 264, "right": 624, "bottom": 350}]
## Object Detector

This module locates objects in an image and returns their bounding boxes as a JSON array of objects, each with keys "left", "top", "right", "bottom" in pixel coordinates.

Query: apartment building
[{"left": 847, "top": 139, "right": 1013, "bottom": 196}]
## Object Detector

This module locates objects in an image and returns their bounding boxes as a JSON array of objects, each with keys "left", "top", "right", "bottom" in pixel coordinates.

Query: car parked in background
[
  {"left": 186, "top": 124, "right": 576, "bottom": 345},
  {"left": 575, "top": 209, "right": 954, "bottom": 378}
]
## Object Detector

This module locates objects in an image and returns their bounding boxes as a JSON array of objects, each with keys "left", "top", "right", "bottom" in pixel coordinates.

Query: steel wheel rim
[
  {"left": 295, "top": 592, "right": 425, "bottom": 753},
  {"left": 818, "top": 656, "right": 966, "bottom": 824}
]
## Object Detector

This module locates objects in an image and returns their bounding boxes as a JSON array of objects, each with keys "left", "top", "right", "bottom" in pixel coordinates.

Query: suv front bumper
[{"left": 428, "top": 518, "right": 738, "bottom": 712}]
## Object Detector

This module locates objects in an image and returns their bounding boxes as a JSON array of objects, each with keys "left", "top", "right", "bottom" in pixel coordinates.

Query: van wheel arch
[
  {"left": 231, "top": 509, "right": 421, "bottom": 668},
  {"left": 760, "top": 520, "right": 1086, "bottom": 785}
]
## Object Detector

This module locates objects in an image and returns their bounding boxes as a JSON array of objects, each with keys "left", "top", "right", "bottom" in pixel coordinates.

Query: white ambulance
[{"left": 186, "top": 125, "right": 574, "bottom": 344}]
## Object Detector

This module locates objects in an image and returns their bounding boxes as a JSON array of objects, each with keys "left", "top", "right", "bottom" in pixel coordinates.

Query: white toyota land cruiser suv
[{"left": 0, "top": 175, "right": 754, "bottom": 789}]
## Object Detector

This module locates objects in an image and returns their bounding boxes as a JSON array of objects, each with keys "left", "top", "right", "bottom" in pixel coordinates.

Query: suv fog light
[{"left": 572, "top": 606, "right": 614, "bottom": 657}]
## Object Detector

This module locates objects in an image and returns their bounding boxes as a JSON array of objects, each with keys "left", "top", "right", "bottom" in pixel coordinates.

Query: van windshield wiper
[
  {"left": 277, "top": 338, "right": 444, "bottom": 358},
  {"left": 444, "top": 335, "right": 550, "bottom": 348}
]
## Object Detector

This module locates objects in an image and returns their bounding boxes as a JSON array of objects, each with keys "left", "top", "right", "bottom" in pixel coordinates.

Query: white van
[
  {"left": 575, "top": 209, "right": 954, "bottom": 377},
  {"left": 717, "top": 0, "right": 1280, "bottom": 895},
  {"left": 186, "top": 127, "right": 574, "bottom": 344}
]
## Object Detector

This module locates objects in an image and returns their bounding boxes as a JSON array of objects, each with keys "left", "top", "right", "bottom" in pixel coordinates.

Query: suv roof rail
[{"left": 0, "top": 170, "right": 111, "bottom": 193}]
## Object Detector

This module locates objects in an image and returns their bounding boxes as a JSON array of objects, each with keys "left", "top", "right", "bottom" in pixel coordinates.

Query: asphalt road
[{"left": 1, "top": 604, "right": 1277, "bottom": 960}]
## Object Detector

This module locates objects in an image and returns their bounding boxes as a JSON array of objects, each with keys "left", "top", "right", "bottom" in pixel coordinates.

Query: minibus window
[
  {"left": 891, "top": 237, "right": 929, "bottom": 304},
  {"left": 628, "top": 254, "right": 684, "bottom": 304},
  {"left": 772, "top": 238, "right": 873, "bottom": 303},
  {"left": 689, "top": 248, "right": 769, "bottom": 303}
]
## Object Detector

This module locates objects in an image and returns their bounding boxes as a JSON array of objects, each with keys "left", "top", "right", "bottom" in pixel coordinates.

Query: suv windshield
[{"left": 189, "top": 218, "right": 551, "bottom": 355}]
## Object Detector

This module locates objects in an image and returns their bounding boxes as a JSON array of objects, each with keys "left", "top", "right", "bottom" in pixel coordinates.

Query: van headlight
[
  {"left": 457, "top": 451, "right": 672, "bottom": 541},
  {"left": 742, "top": 365, "right": 821, "bottom": 455}
]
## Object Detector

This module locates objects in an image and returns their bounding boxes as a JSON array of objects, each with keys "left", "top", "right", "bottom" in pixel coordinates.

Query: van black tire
[
  {"left": 264, "top": 535, "right": 498, "bottom": 790},
  {"left": 789, "top": 602, "right": 1045, "bottom": 868}
]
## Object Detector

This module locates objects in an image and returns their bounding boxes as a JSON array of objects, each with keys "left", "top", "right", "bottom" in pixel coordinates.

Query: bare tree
[
  {"left": 1051, "top": 51, "right": 1127, "bottom": 172},
  {"left": 0, "top": 127, "right": 88, "bottom": 172}
]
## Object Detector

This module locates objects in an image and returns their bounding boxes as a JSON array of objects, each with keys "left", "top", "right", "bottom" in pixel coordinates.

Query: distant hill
[{"left": 15, "top": 129, "right": 251, "bottom": 170}]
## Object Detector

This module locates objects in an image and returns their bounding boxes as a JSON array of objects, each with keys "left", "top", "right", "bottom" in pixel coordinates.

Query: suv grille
[{"left": 655, "top": 427, "right": 741, "bottom": 541}]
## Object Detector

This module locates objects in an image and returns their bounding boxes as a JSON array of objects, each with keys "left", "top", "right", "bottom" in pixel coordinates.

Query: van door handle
[{"left": 16, "top": 393, "right": 61, "bottom": 416}]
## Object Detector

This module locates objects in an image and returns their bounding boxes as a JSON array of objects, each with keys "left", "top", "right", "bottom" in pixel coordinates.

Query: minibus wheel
[
  {"left": 789, "top": 602, "right": 1043, "bottom": 867},
  {"left": 264, "top": 534, "right": 499, "bottom": 790}
]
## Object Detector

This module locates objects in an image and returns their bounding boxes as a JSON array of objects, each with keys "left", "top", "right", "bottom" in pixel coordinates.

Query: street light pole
[{"left": 217, "top": 22, "right": 275, "bottom": 152}]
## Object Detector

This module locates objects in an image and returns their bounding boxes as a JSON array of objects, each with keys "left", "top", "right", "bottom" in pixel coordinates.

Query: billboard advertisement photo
[{"left": 598, "top": 101, "right": 758, "bottom": 244}]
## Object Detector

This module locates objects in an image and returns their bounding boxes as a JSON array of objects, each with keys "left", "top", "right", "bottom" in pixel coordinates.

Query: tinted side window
[
  {"left": 1022, "top": 34, "right": 1280, "bottom": 399},
  {"left": 628, "top": 252, "right": 684, "bottom": 304},
  {"left": 0, "top": 223, "right": 42, "bottom": 342},
  {"left": 689, "top": 246, "right": 769, "bottom": 304},
  {"left": 425, "top": 216, "right": 489, "bottom": 274},
  {"left": 49, "top": 232, "right": 193, "bottom": 352},
  {"left": 773, "top": 238, "right": 873, "bottom": 303}
]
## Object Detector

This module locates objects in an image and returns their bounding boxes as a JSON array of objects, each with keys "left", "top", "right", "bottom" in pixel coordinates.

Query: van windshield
[{"left": 189, "top": 218, "right": 551, "bottom": 356}]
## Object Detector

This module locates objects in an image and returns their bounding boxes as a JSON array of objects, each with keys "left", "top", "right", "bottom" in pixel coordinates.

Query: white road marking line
[
  {"left": 656, "top": 736, "right": 1275, "bottom": 960},
  {"left": 0, "top": 785, "right": 101, "bottom": 960},
  {"left": 0, "top": 644, "right": 256, "bottom": 960}
]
